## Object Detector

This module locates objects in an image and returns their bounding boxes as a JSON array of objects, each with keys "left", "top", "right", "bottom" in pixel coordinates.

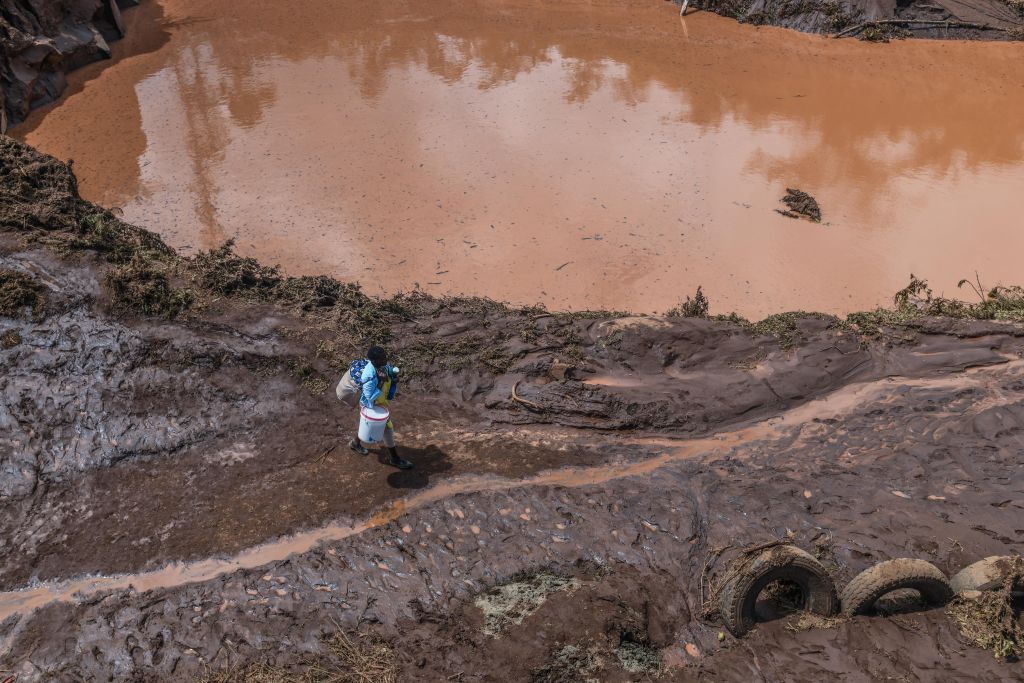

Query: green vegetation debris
[
  {"left": 1, "top": 329, "right": 22, "bottom": 349},
  {"left": 105, "top": 258, "right": 193, "bottom": 318},
  {"left": 190, "top": 239, "right": 282, "bottom": 298},
  {"left": 947, "top": 557, "right": 1024, "bottom": 660},
  {"left": 614, "top": 640, "right": 662, "bottom": 675},
  {"left": 200, "top": 630, "right": 398, "bottom": 683},
  {"left": 666, "top": 286, "right": 709, "bottom": 318},
  {"left": 847, "top": 274, "right": 1024, "bottom": 337},
  {"left": 777, "top": 188, "right": 822, "bottom": 222},
  {"left": 0, "top": 269, "right": 43, "bottom": 319},
  {"left": 532, "top": 644, "right": 602, "bottom": 683},
  {"left": 785, "top": 612, "right": 844, "bottom": 632}
]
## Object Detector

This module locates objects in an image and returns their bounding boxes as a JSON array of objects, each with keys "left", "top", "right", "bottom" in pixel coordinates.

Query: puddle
[
  {"left": 584, "top": 375, "right": 645, "bottom": 388},
  {"left": 12, "top": 0, "right": 1024, "bottom": 318}
]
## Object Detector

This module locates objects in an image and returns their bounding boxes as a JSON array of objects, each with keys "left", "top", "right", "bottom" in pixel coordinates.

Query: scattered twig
[
  {"left": 834, "top": 19, "right": 1003, "bottom": 38},
  {"left": 511, "top": 380, "right": 544, "bottom": 411},
  {"left": 957, "top": 271, "right": 987, "bottom": 303},
  {"left": 314, "top": 443, "right": 337, "bottom": 464}
]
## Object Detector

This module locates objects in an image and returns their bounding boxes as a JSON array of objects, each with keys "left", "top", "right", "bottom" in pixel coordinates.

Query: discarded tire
[
  {"left": 950, "top": 556, "right": 1024, "bottom": 595},
  {"left": 840, "top": 558, "right": 953, "bottom": 616},
  {"left": 718, "top": 545, "right": 838, "bottom": 636}
]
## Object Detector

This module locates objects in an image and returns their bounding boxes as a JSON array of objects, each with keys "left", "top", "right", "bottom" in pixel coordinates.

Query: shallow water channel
[{"left": 16, "top": 0, "right": 1024, "bottom": 317}]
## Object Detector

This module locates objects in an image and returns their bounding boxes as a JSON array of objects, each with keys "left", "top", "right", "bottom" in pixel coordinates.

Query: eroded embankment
[{"left": 2, "top": 137, "right": 1024, "bottom": 680}]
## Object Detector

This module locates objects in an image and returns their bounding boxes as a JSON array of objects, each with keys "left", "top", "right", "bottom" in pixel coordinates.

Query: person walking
[{"left": 336, "top": 346, "right": 414, "bottom": 470}]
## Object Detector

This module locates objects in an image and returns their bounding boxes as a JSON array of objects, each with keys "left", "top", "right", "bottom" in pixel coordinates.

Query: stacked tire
[
  {"left": 717, "top": 545, "right": 839, "bottom": 636},
  {"left": 839, "top": 558, "right": 952, "bottom": 615},
  {"left": 949, "top": 556, "right": 1024, "bottom": 596}
]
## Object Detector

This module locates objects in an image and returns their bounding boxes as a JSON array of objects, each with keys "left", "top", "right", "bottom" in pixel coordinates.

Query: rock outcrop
[{"left": 0, "top": 0, "right": 135, "bottom": 132}]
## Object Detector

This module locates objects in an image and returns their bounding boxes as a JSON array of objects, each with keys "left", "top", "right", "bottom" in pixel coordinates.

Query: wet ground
[
  {"left": 13, "top": 0, "right": 1024, "bottom": 317},
  {"left": 2, "top": 138, "right": 1024, "bottom": 680}
]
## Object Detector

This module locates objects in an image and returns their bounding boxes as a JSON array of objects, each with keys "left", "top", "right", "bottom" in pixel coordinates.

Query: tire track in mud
[{"left": 0, "top": 359, "right": 1020, "bottom": 630}]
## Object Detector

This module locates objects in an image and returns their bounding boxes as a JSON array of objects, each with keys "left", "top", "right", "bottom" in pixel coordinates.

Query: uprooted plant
[
  {"left": 895, "top": 273, "right": 1024, "bottom": 321},
  {"left": 846, "top": 274, "right": 1024, "bottom": 337},
  {"left": 947, "top": 557, "right": 1024, "bottom": 660},
  {"left": 776, "top": 188, "right": 822, "bottom": 222},
  {"left": 0, "top": 269, "right": 44, "bottom": 319},
  {"left": 666, "top": 285, "right": 710, "bottom": 318},
  {"left": 105, "top": 257, "right": 193, "bottom": 318}
]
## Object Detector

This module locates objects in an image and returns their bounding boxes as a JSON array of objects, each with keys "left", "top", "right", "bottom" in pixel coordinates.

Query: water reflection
[{"left": 16, "top": 0, "right": 1024, "bottom": 315}]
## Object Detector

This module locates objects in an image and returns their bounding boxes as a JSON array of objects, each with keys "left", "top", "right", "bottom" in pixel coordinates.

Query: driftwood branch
[{"left": 833, "top": 19, "right": 1006, "bottom": 38}]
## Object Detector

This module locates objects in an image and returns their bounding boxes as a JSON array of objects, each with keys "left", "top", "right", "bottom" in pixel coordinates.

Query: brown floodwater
[{"left": 15, "top": 0, "right": 1024, "bottom": 317}]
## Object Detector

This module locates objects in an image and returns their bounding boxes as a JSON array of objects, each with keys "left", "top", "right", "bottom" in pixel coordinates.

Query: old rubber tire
[
  {"left": 840, "top": 558, "right": 953, "bottom": 616},
  {"left": 718, "top": 545, "right": 838, "bottom": 636},
  {"left": 950, "top": 556, "right": 1024, "bottom": 594}
]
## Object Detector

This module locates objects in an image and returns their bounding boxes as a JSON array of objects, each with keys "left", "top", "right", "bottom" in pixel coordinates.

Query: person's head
[{"left": 367, "top": 346, "right": 388, "bottom": 369}]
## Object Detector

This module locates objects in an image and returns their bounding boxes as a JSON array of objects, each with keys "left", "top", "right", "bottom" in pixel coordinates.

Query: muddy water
[{"left": 15, "top": 0, "right": 1024, "bottom": 317}]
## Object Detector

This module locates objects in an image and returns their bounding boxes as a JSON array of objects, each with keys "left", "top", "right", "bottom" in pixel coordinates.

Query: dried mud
[{"left": 2, "top": 138, "right": 1024, "bottom": 681}]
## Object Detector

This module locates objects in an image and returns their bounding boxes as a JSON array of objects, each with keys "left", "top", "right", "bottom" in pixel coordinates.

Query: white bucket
[{"left": 358, "top": 404, "right": 390, "bottom": 443}]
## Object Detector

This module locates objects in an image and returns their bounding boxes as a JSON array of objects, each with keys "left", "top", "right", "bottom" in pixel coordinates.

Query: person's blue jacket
[{"left": 359, "top": 361, "right": 398, "bottom": 408}]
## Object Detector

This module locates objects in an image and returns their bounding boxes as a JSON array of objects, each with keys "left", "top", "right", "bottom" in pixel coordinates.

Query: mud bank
[
  {"left": 0, "top": 0, "right": 138, "bottom": 133},
  {"left": 687, "top": 0, "right": 1024, "bottom": 38},
  {"left": 2, "top": 138, "right": 1024, "bottom": 680}
]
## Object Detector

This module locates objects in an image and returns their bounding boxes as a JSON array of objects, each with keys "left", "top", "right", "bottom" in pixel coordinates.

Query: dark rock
[{"left": 1, "top": 0, "right": 133, "bottom": 130}]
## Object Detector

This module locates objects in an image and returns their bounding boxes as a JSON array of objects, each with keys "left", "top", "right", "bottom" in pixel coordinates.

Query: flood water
[{"left": 15, "top": 0, "right": 1024, "bottom": 317}]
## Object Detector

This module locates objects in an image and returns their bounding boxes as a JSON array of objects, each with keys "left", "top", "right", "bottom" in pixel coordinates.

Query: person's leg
[{"left": 382, "top": 426, "right": 413, "bottom": 469}]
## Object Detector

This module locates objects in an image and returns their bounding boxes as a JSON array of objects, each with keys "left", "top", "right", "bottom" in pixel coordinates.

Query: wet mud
[{"left": 2, "top": 138, "right": 1024, "bottom": 680}]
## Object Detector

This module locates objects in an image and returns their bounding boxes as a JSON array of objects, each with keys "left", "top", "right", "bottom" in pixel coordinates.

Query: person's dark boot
[
  {"left": 387, "top": 447, "right": 414, "bottom": 470},
  {"left": 349, "top": 438, "right": 369, "bottom": 455}
]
